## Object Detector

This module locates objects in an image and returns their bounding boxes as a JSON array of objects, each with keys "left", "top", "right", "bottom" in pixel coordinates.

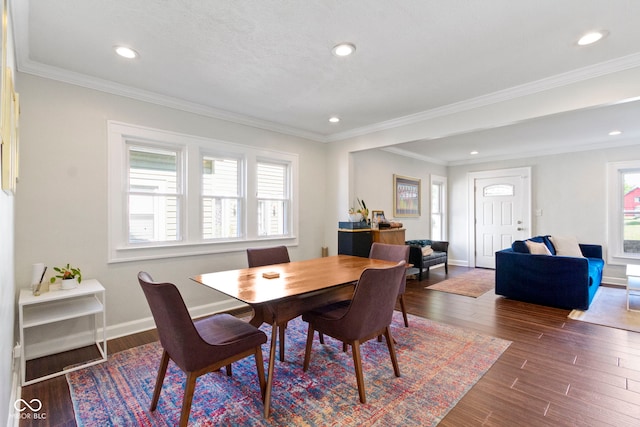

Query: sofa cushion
[
  {"left": 421, "top": 246, "right": 434, "bottom": 256},
  {"left": 525, "top": 240, "right": 552, "bottom": 255},
  {"left": 549, "top": 236, "right": 584, "bottom": 258},
  {"left": 406, "top": 239, "right": 432, "bottom": 247},
  {"left": 512, "top": 235, "right": 556, "bottom": 254},
  {"left": 512, "top": 240, "right": 529, "bottom": 253}
]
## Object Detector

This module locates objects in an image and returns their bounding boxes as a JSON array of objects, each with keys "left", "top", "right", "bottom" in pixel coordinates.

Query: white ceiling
[{"left": 12, "top": 0, "right": 640, "bottom": 163}]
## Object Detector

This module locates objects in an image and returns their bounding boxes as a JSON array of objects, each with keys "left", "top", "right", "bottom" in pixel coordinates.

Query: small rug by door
[
  {"left": 426, "top": 268, "right": 495, "bottom": 297},
  {"left": 568, "top": 286, "right": 640, "bottom": 333},
  {"left": 67, "top": 312, "right": 510, "bottom": 426}
]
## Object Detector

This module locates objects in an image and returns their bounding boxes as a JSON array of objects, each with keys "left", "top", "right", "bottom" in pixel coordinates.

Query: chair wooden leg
[
  {"left": 384, "top": 326, "right": 401, "bottom": 377},
  {"left": 254, "top": 345, "right": 266, "bottom": 401},
  {"left": 399, "top": 294, "right": 409, "bottom": 327},
  {"left": 278, "top": 323, "right": 286, "bottom": 362},
  {"left": 351, "top": 340, "right": 366, "bottom": 403},
  {"left": 179, "top": 372, "right": 198, "bottom": 427},
  {"left": 303, "top": 324, "right": 315, "bottom": 371},
  {"left": 342, "top": 342, "right": 348, "bottom": 352},
  {"left": 225, "top": 364, "right": 232, "bottom": 376},
  {"left": 319, "top": 332, "right": 325, "bottom": 344},
  {"left": 150, "top": 350, "right": 170, "bottom": 411}
]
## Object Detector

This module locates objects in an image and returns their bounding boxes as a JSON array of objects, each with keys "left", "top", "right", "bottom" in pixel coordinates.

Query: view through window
[{"left": 623, "top": 170, "right": 640, "bottom": 254}]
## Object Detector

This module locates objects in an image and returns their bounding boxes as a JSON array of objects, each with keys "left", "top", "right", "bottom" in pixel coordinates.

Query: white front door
[{"left": 472, "top": 169, "right": 530, "bottom": 269}]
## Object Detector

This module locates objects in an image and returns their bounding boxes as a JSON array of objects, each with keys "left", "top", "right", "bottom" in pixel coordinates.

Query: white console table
[
  {"left": 626, "top": 265, "right": 640, "bottom": 312},
  {"left": 18, "top": 279, "right": 107, "bottom": 385}
]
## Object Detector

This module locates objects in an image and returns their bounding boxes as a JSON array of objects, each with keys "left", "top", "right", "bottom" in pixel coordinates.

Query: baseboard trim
[{"left": 23, "top": 299, "right": 248, "bottom": 360}]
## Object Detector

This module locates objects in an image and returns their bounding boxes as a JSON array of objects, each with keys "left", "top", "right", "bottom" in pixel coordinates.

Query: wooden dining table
[{"left": 191, "top": 254, "right": 398, "bottom": 417}]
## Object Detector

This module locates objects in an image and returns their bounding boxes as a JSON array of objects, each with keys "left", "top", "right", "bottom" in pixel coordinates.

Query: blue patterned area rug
[{"left": 67, "top": 312, "right": 510, "bottom": 426}]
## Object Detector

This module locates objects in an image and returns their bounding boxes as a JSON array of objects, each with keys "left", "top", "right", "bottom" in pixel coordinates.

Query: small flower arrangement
[
  {"left": 50, "top": 263, "right": 82, "bottom": 284},
  {"left": 348, "top": 198, "right": 369, "bottom": 222}
]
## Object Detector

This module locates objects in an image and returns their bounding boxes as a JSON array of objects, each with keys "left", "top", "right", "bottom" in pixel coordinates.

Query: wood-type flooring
[{"left": 19, "top": 266, "right": 640, "bottom": 426}]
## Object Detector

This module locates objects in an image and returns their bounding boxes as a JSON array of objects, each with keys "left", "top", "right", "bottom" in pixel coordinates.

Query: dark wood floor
[{"left": 19, "top": 266, "right": 640, "bottom": 426}]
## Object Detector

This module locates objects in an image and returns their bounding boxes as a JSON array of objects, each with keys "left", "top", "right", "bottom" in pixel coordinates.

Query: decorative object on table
[
  {"left": 349, "top": 198, "right": 368, "bottom": 223},
  {"left": 393, "top": 174, "right": 421, "bottom": 217},
  {"left": 31, "top": 263, "right": 47, "bottom": 295},
  {"left": 66, "top": 312, "right": 511, "bottom": 426},
  {"left": 50, "top": 263, "right": 82, "bottom": 290}
]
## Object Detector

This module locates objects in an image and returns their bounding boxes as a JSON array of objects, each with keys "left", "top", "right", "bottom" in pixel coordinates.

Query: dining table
[{"left": 191, "top": 254, "right": 399, "bottom": 417}]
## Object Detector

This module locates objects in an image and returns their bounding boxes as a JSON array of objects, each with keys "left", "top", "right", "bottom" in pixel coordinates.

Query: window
[
  {"left": 108, "top": 122, "right": 298, "bottom": 262},
  {"left": 431, "top": 175, "right": 447, "bottom": 241},
  {"left": 202, "top": 155, "right": 242, "bottom": 239},
  {"left": 257, "top": 161, "right": 289, "bottom": 236},
  {"left": 607, "top": 161, "right": 640, "bottom": 264},
  {"left": 128, "top": 145, "right": 181, "bottom": 243}
]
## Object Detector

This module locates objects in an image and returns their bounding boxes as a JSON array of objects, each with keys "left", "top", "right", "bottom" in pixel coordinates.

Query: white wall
[
  {"left": 2, "top": 4, "right": 17, "bottom": 424},
  {"left": 14, "top": 74, "right": 327, "bottom": 341},
  {"left": 448, "top": 142, "right": 640, "bottom": 283},
  {"left": 350, "top": 148, "right": 446, "bottom": 240},
  {"left": 0, "top": 191, "right": 14, "bottom": 427}
]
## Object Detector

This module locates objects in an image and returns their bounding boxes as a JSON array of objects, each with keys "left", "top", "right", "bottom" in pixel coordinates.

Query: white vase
[
  {"left": 61, "top": 278, "right": 79, "bottom": 290},
  {"left": 348, "top": 213, "right": 363, "bottom": 222}
]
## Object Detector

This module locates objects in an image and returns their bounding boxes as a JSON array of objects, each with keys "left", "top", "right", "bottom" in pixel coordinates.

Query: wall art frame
[{"left": 393, "top": 174, "right": 421, "bottom": 217}]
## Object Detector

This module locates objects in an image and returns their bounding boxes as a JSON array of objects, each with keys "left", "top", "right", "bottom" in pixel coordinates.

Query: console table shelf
[{"left": 18, "top": 279, "right": 107, "bottom": 385}]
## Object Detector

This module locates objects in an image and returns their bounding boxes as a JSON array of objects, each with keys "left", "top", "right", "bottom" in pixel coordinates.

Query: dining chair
[
  {"left": 302, "top": 261, "right": 406, "bottom": 404},
  {"left": 246, "top": 245, "right": 291, "bottom": 361},
  {"left": 369, "top": 242, "right": 411, "bottom": 327},
  {"left": 138, "top": 272, "right": 267, "bottom": 427}
]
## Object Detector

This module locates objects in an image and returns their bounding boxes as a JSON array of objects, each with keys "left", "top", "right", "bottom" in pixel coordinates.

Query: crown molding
[
  {"left": 446, "top": 136, "right": 640, "bottom": 167},
  {"left": 12, "top": 0, "right": 640, "bottom": 146},
  {"left": 380, "top": 147, "right": 448, "bottom": 166},
  {"left": 15, "top": 59, "right": 328, "bottom": 143},
  {"left": 327, "top": 53, "right": 640, "bottom": 143}
]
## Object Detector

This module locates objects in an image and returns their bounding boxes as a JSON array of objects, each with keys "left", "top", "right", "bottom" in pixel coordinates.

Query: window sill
[{"left": 108, "top": 236, "right": 298, "bottom": 263}]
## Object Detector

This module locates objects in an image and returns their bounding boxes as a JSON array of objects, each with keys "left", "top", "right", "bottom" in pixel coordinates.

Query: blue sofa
[{"left": 495, "top": 236, "right": 604, "bottom": 310}]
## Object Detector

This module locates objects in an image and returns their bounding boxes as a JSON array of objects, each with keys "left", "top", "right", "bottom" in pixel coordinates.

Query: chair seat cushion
[{"left": 196, "top": 314, "right": 267, "bottom": 348}]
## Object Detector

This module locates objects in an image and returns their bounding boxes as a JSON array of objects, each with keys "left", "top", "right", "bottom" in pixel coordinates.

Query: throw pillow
[
  {"left": 549, "top": 236, "right": 584, "bottom": 257},
  {"left": 421, "top": 246, "right": 434, "bottom": 256},
  {"left": 525, "top": 240, "right": 551, "bottom": 255}
]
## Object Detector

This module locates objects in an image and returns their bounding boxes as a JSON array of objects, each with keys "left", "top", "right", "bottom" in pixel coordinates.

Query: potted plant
[{"left": 50, "top": 263, "right": 82, "bottom": 290}]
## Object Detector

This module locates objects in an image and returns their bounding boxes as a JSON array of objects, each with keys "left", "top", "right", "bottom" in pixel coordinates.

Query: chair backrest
[
  {"left": 138, "top": 272, "right": 203, "bottom": 370},
  {"left": 246, "top": 245, "right": 290, "bottom": 267},
  {"left": 369, "top": 242, "right": 410, "bottom": 294},
  {"left": 339, "top": 261, "right": 406, "bottom": 340}
]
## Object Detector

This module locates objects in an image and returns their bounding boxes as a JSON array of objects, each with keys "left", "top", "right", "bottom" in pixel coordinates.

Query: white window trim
[
  {"left": 606, "top": 160, "right": 640, "bottom": 265},
  {"left": 108, "top": 121, "right": 299, "bottom": 263}
]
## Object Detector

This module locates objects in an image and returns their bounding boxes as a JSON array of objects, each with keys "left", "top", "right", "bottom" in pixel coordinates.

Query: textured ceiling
[{"left": 12, "top": 0, "right": 640, "bottom": 162}]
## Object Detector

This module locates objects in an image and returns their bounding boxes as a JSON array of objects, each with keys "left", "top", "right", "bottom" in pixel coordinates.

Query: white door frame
[{"left": 467, "top": 167, "right": 532, "bottom": 268}]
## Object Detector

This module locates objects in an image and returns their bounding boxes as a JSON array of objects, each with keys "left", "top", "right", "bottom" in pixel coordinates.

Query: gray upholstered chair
[
  {"left": 369, "top": 242, "right": 410, "bottom": 327},
  {"left": 138, "top": 272, "right": 267, "bottom": 427},
  {"left": 301, "top": 261, "right": 406, "bottom": 404},
  {"left": 246, "top": 246, "right": 291, "bottom": 361}
]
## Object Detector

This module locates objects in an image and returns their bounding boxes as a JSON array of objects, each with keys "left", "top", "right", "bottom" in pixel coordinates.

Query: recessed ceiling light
[
  {"left": 329, "top": 116, "right": 341, "bottom": 123},
  {"left": 609, "top": 130, "right": 622, "bottom": 136},
  {"left": 577, "top": 30, "right": 608, "bottom": 46},
  {"left": 331, "top": 43, "right": 356, "bottom": 57},
  {"left": 470, "top": 151, "right": 479, "bottom": 155},
  {"left": 114, "top": 46, "right": 138, "bottom": 59}
]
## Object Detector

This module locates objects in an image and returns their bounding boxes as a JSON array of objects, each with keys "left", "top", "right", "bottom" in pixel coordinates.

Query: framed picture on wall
[{"left": 393, "top": 174, "right": 420, "bottom": 217}]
